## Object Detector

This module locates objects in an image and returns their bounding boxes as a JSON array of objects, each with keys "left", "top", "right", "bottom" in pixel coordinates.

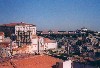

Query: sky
[{"left": 0, "top": 0, "right": 100, "bottom": 31}]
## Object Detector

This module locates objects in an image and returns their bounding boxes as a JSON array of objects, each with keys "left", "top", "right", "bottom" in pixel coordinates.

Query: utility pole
[{"left": 37, "top": 37, "right": 39, "bottom": 54}]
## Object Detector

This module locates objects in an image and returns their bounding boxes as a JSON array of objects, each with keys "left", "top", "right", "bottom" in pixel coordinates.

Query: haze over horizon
[{"left": 0, "top": 0, "right": 100, "bottom": 31}]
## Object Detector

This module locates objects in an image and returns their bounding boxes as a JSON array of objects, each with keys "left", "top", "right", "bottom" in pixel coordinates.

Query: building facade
[
  {"left": 0, "top": 22, "right": 36, "bottom": 46},
  {"left": 44, "top": 38, "right": 57, "bottom": 50},
  {"left": 15, "top": 22, "right": 36, "bottom": 46}
]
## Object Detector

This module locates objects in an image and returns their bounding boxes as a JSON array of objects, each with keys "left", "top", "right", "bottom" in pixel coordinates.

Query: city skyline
[{"left": 0, "top": 0, "right": 100, "bottom": 31}]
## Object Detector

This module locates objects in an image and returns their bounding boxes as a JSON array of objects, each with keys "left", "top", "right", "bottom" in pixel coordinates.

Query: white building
[
  {"left": 15, "top": 22, "right": 36, "bottom": 36},
  {"left": 81, "top": 27, "right": 88, "bottom": 31},
  {"left": 29, "top": 37, "right": 58, "bottom": 53},
  {"left": 63, "top": 60, "right": 72, "bottom": 68},
  {"left": 0, "top": 22, "right": 58, "bottom": 54},
  {"left": 98, "top": 32, "right": 100, "bottom": 34},
  {"left": 38, "top": 36, "right": 44, "bottom": 51},
  {"left": 29, "top": 36, "right": 44, "bottom": 53},
  {"left": 0, "top": 22, "right": 36, "bottom": 46},
  {"left": 55, "top": 60, "right": 72, "bottom": 68},
  {"left": 31, "top": 35, "right": 38, "bottom": 51},
  {"left": 14, "top": 22, "right": 36, "bottom": 46},
  {"left": 44, "top": 38, "right": 57, "bottom": 50}
]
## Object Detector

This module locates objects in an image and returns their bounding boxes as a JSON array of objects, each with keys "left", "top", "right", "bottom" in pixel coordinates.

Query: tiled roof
[
  {"left": 44, "top": 38, "right": 56, "bottom": 43},
  {"left": 0, "top": 57, "right": 13, "bottom": 68},
  {"left": 2, "top": 22, "right": 36, "bottom": 27},
  {"left": 0, "top": 62, "right": 13, "bottom": 68},
  {"left": 0, "top": 32, "right": 4, "bottom": 35},
  {"left": 0, "top": 42, "right": 10, "bottom": 47},
  {"left": 0, "top": 55, "right": 62, "bottom": 68},
  {"left": 12, "top": 55, "right": 62, "bottom": 68},
  {"left": 13, "top": 45, "right": 28, "bottom": 51},
  {"left": 32, "top": 35, "right": 38, "bottom": 39}
]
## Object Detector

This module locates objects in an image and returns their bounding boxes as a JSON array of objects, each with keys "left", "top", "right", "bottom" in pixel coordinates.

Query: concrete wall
[
  {"left": 45, "top": 42, "right": 57, "bottom": 50},
  {"left": 31, "top": 37, "right": 38, "bottom": 51},
  {"left": 38, "top": 37, "right": 44, "bottom": 51},
  {"left": 63, "top": 60, "right": 72, "bottom": 68}
]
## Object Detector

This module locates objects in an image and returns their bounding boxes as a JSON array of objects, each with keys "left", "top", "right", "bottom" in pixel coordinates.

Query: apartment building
[
  {"left": 0, "top": 22, "right": 36, "bottom": 46},
  {"left": 15, "top": 22, "right": 36, "bottom": 46}
]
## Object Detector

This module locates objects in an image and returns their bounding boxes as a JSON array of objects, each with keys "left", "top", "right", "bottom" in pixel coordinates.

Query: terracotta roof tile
[
  {"left": 10, "top": 55, "right": 62, "bottom": 68},
  {"left": 0, "top": 61, "right": 13, "bottom": 68},
  {"left": 13, "top": 45, "right": 28, "bottom": 51},
  {"left": 0, "top": 32, "right": 4, "bottom": 35},
  {"left": 2, "top": 22, "right": 36, "bottom": 27},
  {"left": 0, "top": 42, "right": 10, "bottom": 47},
  {"left": 44, "top": 38, "right": 56, "bottom": 43}
]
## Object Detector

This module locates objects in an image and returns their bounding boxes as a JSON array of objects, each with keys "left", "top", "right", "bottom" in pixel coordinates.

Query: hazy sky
[{"left": 0, "top": 0, "right": 100, "bottom": 31}]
